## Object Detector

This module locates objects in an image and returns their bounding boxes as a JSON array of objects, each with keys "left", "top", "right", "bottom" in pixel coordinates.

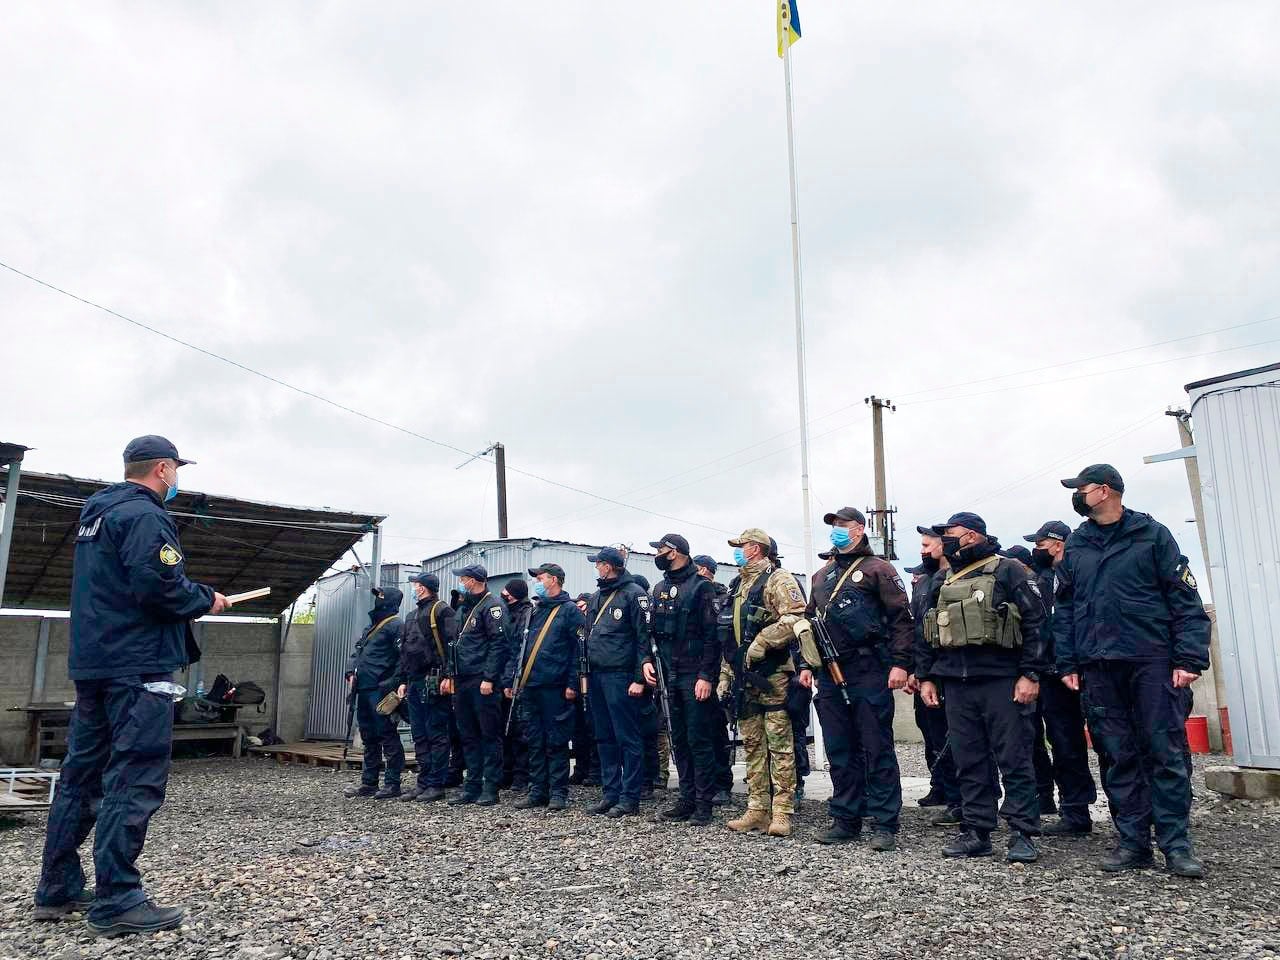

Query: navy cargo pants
[
  {"left": 454, "top": 677, "right": 503, "bottom": 796},
  {"left": 668, "top": 672, "right": 718, "bottom": 805},
  {"left": 815, "top": 654, "right": 903, "bottom": 832},
  {"left": 355, "top": 688, "right": 405, "bottom": 789},
  {"left": 1039, "top": 673, "right": 1098, "bottom": 826},
  {"left": 943, "top": 676, "right": 1039, "bottom": 836},
  {"left": 405, "top": 680, "right": 451, "bottom": 790},
  {"left": 518, "top": 685, "right": 575, "bottom": 802},
  {"left": 1081, "top": 660, "right": 1194, "bottom": 854},
  {"left": 37, "top": 674, "right": 174, "bottom": 923},
  {"left": 589, "top": 670, "right": 643, "bottom": 805},
  {"left": 914, "top": 690, "right": 961, "bottom": 808}
]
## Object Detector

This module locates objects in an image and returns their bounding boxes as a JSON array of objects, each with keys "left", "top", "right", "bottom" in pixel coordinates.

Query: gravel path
[{"left": 2, "top": 749, "right": 1277, "bottom": 960}]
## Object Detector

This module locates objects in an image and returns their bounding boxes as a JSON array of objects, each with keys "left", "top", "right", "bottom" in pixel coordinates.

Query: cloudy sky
[{"left": 3, "top": 2, "right": 1277, "bottom": 598}]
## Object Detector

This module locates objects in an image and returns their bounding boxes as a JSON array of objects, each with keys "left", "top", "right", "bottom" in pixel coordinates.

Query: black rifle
[
  {"left": 338, "top": 686, "right": 357, "bottom": 775},
  {"left": 577, "top": 627, "right": 590, "bottom": 711},
  {"left": 811, "top": 616, "right": 855, "bottom": 710},
  {"left": 505, "top": 620, "right": 532, "bottom": 737},
  {"left": 729, "top": 643, "right": 775, "bottom": 727},
  {"left": 648, "top": 635, "right": 675, "bottom": 748}
]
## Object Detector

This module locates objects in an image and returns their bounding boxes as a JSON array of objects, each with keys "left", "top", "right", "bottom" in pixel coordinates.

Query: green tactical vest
[{"left": 924, "top": 556, "right": 1023, "bottom": 650}]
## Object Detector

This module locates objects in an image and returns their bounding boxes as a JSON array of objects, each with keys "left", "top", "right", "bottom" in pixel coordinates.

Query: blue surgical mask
[
  {"left": 534, "top": 582, "right": 549, "bottom": 599},
  {"left": 163, "top": 469, "right": 179, "bottom": 503},
  {"left": 734, "top": 547, "right": 747, "bottom": 566},
  {"left": 829, "top": 527, "right": 852, "bottom": 549}
]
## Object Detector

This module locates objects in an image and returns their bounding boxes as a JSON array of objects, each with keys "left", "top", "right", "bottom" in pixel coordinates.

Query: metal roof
[
  {"left": 0, "top": 468, "right": 384, "bottom": 616},
  {"left": 1185, "top": 361, "right": 1280, "bottom": 392}
]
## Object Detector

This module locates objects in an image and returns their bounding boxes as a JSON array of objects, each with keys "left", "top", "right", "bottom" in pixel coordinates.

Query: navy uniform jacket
[
  {"left": 394, "top": 595, "right": 456, "bottom": 686},
  {"left": 586, "top": 572, "right": 650, "bottom": 683},
  {"left": 649, "top": 562, "right": 720, "bottom": 681},
  {"left": 69, "top": 482, "right": 214, "bottom": 681},
  {"left": 346, "top": 587, "right": 404, "bottom": 692},
  {"left": 452, "top": 591, "right": 509, "bottom": 683},
  {"left": 1053, "top": 509, "right": 1211, "bottom": 674},
  {"left": 502, "top": 591, "right": 586, "bottom": 690}
]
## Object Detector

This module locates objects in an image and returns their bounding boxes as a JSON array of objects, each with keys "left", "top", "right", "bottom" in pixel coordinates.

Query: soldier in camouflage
[{"left": 717, "top": 528, "right": 813, "bottom": 838}]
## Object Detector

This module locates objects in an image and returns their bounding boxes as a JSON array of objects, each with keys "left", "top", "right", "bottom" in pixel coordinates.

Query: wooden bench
[
  {"left": 7, "top": 704, "right": 243, "bottom": 763},
  {"left": 172, "top": 722, "right": 242, "bottom": 758}
]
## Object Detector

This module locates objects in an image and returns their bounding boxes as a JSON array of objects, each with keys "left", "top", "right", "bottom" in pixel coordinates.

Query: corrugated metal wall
[
  {"left": 304, "top": 562, "right": 421, "bottom": 740},
  {"left": 1190, "top": 366, "right": 1280, "bottom": 769}
]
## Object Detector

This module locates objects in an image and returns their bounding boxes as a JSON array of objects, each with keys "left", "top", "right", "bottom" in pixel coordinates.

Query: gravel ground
[{"left": 2, "top": 747, "right": 1277, "bottom": 960}]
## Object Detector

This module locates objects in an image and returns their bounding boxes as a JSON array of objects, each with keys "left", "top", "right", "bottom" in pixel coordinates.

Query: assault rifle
[
  {"left": 338, "top": 685, "right": 357, "bottom": 775},
  {"left": 810, "top": 616, "right": 854, "bottom": 710},
  {"left": 505, "top": 620, "right": 532, "bottom": 737},
  {"left": 648, "top": 635, "right": 675, "bottom": 748}
]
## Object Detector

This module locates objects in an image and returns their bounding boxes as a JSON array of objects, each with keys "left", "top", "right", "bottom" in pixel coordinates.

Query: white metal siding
[{"left": 1190, "top": 368, "right": 1280, "bottom": 768}]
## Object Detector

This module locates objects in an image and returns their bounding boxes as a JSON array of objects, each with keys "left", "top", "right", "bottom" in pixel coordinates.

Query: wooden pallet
[
  {"left": 248, "top": 741, "right": 418, "bottom": 770},
  {"left": 0, "top": 769, "right": 60, "bottom": 812}
]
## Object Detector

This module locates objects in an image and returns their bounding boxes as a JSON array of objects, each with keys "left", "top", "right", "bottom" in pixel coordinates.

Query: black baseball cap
[
  {"left": 931, "top": 512, "right": 987, "bottom": 536},
  {"left": 1000, "top": 545, "right": 1034, "bottom": 565},
  {"left": 823, "top": 506, "right": 866, "bottom": 526},
  {"left": 916, "top": 525, "right": 940, "bottom": 537},
  {"left": 124, "top": 435, "right": 193, "bottom": 466},
  {"left": 528, "top": 562, "right": 567, "bottom": 581},
  {"left": 1061, "top": 463, "right": 1125, "bottom": 493},
  {"left": 409, "top": 572, "right": 440, "bottom": 591},
  {"left": 587, "top": 546, "right": 627, "bottom": 568},
  {"left": 648, "top": 533, "right": 691, "bottom": 555},
  {"left": 692, "top": 554, "right": 717, "bottom": 573},
  {"left": 1023, "top": 521, "right": 1071, "bottom": 544},
  {"left": 451, "top": 563, "right": 488, "bottom": 580}
]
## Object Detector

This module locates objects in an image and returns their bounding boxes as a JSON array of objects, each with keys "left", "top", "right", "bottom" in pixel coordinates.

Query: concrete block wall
[{"left": 0, "top": 616, "right": 315, "bottom": 765}]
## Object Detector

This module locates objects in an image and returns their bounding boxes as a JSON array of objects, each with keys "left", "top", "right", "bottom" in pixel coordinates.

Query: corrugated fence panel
[{"left": 1191, "top": 368, "right": 1280, "bottom": 769}]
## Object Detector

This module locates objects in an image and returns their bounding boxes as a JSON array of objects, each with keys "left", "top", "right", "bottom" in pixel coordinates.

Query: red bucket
[{"left": 1185, "top": 715, "right": 1210, "bottom": 754}]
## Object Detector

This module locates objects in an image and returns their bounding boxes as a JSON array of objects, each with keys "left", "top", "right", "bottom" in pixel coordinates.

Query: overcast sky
[{"left": 3, "top": 2, "right": 1277, "bottom": 598}]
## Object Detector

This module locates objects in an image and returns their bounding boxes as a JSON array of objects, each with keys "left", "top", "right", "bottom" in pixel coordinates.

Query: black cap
[
  {"left": 587, "top": 546, "right": 627, "bottom": 568},
  {"left": 528, "top": 562, "right": 567, "bottom": 581},
  {"left": 504, "top": 578, "right": 529, "bottom": 601},
  {"left": 1023, "top": 521, "right": 1071, "bottom": 544},
  {"left": 124, "top": 435, "right": 193, "bottom": 466},
  {"left": 409, "top": 572, "right": 440, "bottom": 592},
  {"left": 648, "top": 533, "right": 691, "bottom": 555},
  {"left": 1000, "top": 545, "right": 1034, "bottom": 565},
  {"left": 1061, "top": 463, "right": 1125, "bottom": 493},
  {"left": 692, "top": 554, "right": 717, "bottom": 574},
  {"left": 823, "top": 506, "right": 866, "bottom": 526},
  {"left": 931, "top": 512, "right": 987, "bottom": 536},
  {"left": 451, "top": 563, "right": 488, "bottom": 581},
  {"left": 915, "top": 525, "right": 940, "bottom": 537}
]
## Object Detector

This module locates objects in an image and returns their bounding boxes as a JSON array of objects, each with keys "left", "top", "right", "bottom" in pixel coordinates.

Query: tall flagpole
[{"left": 782, "top": 21, "right": 814, "bottom": 582}]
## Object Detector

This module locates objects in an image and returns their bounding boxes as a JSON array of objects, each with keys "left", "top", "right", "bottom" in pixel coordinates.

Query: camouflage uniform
[{"left": 720, "top": 545, "right": 809, "bottom": 816}]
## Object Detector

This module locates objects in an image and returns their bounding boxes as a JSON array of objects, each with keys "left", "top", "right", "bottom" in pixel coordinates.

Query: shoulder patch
[
  {"left": 491, "top": 607, "right": 503, "bottom": 619},
  {"left": 892, "top": 576, "right": 906, "bottom": 593},
  {"left": 159, "top": 544, "right": 182, "bottom": 566},
  {"left": 788, "top": 587, "right": 803, "bottom": 602},
  {"left": 1177, "top": 560, "right": 1198, "bottom": 592},
  {"left": 1027, "top": 580, "right": 1042, "bottom": 598},
  {"left": 637, "top": 595, "right": 651, "bottom": 610}
]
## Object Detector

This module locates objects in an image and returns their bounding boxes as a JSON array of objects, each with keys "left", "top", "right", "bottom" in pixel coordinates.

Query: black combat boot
[
  {"left": 661, "top": 799, "right": 696, "bottom": 821},
  {"left": 547, "top": 795, "right": 569, "bottom": 811},
  {"left": 942, "top": 830, "right": 993, "bottom": 858},
  {"left": 605, "top": 801, "right": 639, "bottom": 818},
  {"left": 1006, "top": 831, "right": 1039, "bottom": 863},
  {"left": 33, "top": 889, "right": 94, "bottom": 921},
  {"left": 1165, "top": 848, "right": 1205, "bottom": 879},
  {"left": 815, "top": 819, "right": 862, "bottom": 845},
  {"left": 398, "top": 786, "right": 422, "bottom": 803},
  {"left": 475, "top": 787, "right": 499, "bottom": 807},
  {"left": 415, "top": 787, "right": 446, "bottom": 803},
  {"left": 1101, "top": 845, "right": 1154, "bottom": 872},
  {"left": 711, "top": 789, "right": 731, "bottom": 807},
  {"left": 1041, "top": 817, "right": 1092, "bottom": 837},
  {"left": 917, "top": 787, "right": 946, "bottom": 808},
  {"left": 374, "top": 784, "right": 401, "bottom": 800},
  {"left": 587, "top": 798, "right": 616, "bottom": 816},
  {"left": 689, "top": 802, "right": 714, "bottom": 826},
  {"left": 930, "top": 807, "right": 962, "bottom": 827},
  {"left": 448, "top": 791, "right": 479, "bottom": 807},
  {"left": 868, "top": 830, "right": 897, "bottom": 853},
  {"left": 514, "top": 795, "right": 548, "bottom": 810},
  {"left": 87, "top": 900, "right": 184, "bottom": 937},
  {"left": 343, "top": 784, "right": 378, "bottom": 799}
]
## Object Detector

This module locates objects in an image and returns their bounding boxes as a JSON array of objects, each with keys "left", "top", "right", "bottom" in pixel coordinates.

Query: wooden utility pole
[
  {"left": 494, "top": 442, "right": 509, "bottom": 539},
  {"left": 865, "top": 397, "right": 897, "bottom": 559}
]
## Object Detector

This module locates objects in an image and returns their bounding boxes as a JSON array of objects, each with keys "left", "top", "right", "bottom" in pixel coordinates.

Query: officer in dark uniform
[
  {"left": 568, "top": 592, "right": 599, "bottom": 785},
  {"left": 500, "top": 579, "right": 533, "bottom": 793},
  {"left": 344, "top": 585, "right": 407, "bottom": 799},
  {"left": 1022, "top": 520, "right": 1099, "bottom": 835},
  {"left": 645, "top": 534, "right": 720, "bottom": 826},
  {"left": 36, "top": 436, "right": 228, "bottom": 935},
  {"left": 503, "top": 563, "right": 586, "bottom": 810},
  {"left": 801, "top": 507, "right": 913, "bottom": 850},
  {"left": 909, "top": 526, "right": 962, "bottom": 825},
  {"left": 917, "top": 512, "right": 1048, "bottom": 863},
  {"left": 583, "top": 546, "right": 651, "bottom": 818},
  {"left": 695, "top": 555, "right": 734, "bottom": 806},
  {"left": 1001, "top": 543, "right": 1058, "bottom": 814},
  {"left": 393, "top": 573, "right": 456, "bottom": 803},
  {"left": 447, "top": 564, "right": 510, "bottom": 806},
  {"left": 1055, "top": 464, "right": 1210, "bottom": 877}
]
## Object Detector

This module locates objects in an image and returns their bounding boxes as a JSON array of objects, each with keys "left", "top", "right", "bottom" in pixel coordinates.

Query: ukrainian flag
[{"left": 777, "top": 0, "right": 801, "bottom": 57}]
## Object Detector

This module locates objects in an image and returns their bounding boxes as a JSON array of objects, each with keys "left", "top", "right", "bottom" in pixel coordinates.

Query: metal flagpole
[{"left": 780, "top": 9, "right": 826, "bottom": 770}]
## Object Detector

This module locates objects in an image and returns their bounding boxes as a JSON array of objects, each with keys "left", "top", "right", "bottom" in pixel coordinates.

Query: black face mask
[
  {"left": 1072, "top": 491, "right": 1092, "bottom": 517},
  {"left": 941, "top": 536, "right": 963, "bottom": 559},
  {"left": 918, "top": 554, "right": 940, "bottom": 574},
  {"left": 1031, "top": 548, "right": 1054, "bottom": 570},
  {"left": 655, "top": 555, "right": 674, "bottom": 572}
]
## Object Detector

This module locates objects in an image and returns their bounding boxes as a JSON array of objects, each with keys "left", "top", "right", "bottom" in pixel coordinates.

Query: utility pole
[
  {"left": 494, "top": 442, "right": 509, "bottom": 539},
  {"left": 865, "top": 397, "right": 897, "bottom": 559},
  {"left": 0, "top": 442, "right": 31, "bottom": 608}
]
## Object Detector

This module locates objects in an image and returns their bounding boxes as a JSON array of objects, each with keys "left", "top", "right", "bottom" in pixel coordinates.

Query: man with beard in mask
[
  {"left": 447, "top": 564, "right": 510, "bottom": 807},
  {"left": 695, "top": 555, "right": 735, "bottom": 806},
  {"left": 801, "top": 507, "right": 913, "bottom": 849},
  {"left": 1056, "top": 465, "right": 1210, "bottom": 878},
  {"left": 504, "top": 564, "right": 586, "bottom": 811},
  {"left": 1022, "top": 520, "right": 1098, "bottom": 837},
  {"left": 343, "top": 586, "right": 407, "bottom": 800},
  {"left": 909, "top": 526, "right": 963, "bottom": 826},
  {"left": 717, "top": 528, "right": 812, "bottom": 839},
  {"left": 500, "top": 579, "right": 534, "bottom": 794},
  {"left": 393, "top": 573, "right": 456, "bottom": 803},
  {"left": 645, "top": 534, "right": 721, "bottom": 826},
  {"left": 583, "top": 546, "right": 651, "bottom": 818},
  {"left": 917, "top": 513, "right": 1048, "bottom": 863}
]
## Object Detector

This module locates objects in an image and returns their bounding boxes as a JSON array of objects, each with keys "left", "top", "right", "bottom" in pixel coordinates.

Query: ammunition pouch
[{"left": 924, "top": 560, "right": 1023, "bottom": 650}]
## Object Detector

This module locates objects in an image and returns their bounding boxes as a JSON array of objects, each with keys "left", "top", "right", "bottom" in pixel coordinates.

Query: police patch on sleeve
[
  {"left": 892, "top": 576, "right": 906, "bottom": 593},
  {"left": 788, "top": 587, "right": 803, "bottom": 602},
  {"left": 491, "top": 607, "right": 503, "bottom": 619},
  {"left": 159, "top": 544, "right": 182, "bottom": 566},
  {"left": 1177, "top": 560, "right": 1198, "bottom": 592}
]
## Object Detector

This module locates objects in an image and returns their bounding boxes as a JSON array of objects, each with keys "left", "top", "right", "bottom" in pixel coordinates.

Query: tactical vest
[
  {"left": 717, "top": 569, "right": 789, "bottom": 674},
  {"left": 652, "top": 574, "right": 705, "bottom": 658},
  {"left": 821, "top": 561, "right": 886, "bottom": 649},
  {"left": 924, "top": 557, "right": 1023, "bottom": 650}
]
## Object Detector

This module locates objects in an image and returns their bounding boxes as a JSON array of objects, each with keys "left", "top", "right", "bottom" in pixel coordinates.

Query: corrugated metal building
[
  {"left": 304, "top": 563, "right": 421, "bottom": 740},
  {"left": 1187, "top": 362, "right": 1280, "bottom": 769}
]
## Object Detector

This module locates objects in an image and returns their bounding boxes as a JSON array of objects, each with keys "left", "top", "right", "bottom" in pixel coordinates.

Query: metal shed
[{"left": 1187, "top": 362, "right": 1280, "bottom": 769}]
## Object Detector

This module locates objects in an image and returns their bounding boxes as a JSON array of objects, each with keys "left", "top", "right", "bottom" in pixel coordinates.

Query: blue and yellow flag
[{"left": 777, "top": 0, "right": 801, "bottom": 57}]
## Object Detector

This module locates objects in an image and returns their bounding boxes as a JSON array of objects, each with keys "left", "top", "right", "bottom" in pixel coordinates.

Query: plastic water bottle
[
  {"left": 143, "top": 681, "right": 187, "bottom": 702},
  {"left": 196, "top": 679, "right": 205, "bottom": 698}
]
